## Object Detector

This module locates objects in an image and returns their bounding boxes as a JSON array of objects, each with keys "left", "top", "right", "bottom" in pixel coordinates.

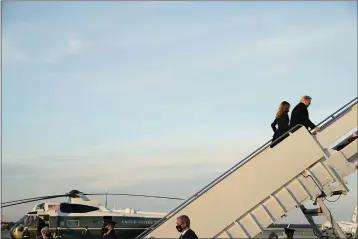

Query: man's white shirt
[{"left": 181, "top": 228, "right": 189, "bottom": 236}]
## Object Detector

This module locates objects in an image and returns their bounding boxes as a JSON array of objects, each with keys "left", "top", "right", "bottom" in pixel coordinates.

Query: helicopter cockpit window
[
  {"left": 25, "top": 215, "right": 37, "bottom": 228},
  {"left": 35, "top": 203, "right": 45, "bottom": 211},
  {"left": 14, "top": 215, "right": 27, "bottom": 226}
]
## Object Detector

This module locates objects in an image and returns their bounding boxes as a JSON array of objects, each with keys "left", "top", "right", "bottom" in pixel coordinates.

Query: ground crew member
[
  {"left": 82, "top": 226, "right": 90, "bottom": 238},
  {"left": 23, "top": 227, "right": 30, "bottom": 239},
  {"left": 268, "top": 231, "right": 278, "bottom": 239},
  {"left": 55, "top": 226, "right": 62, "bottom": 238},
  {"left": 284, "top": 227, "right": 295, "bottom": 239}
]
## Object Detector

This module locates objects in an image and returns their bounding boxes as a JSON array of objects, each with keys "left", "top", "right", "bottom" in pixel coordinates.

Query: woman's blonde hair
[{"left": 276, "top": 101, "right": 290, "bottom": 118}]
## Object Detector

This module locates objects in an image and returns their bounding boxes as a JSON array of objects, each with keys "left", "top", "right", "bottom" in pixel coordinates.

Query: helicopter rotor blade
[
  {"left": 85, "top": 193, "right": 185, "bottom": 201},
  {"left": 1, "top": 190, "right": 185, "bottom": 208},
  {"left": 2, "top": 194, "right": 68, "bottom": 205},
  {"left": 1, "top": 194, "right": 68, "bottom": 208}
]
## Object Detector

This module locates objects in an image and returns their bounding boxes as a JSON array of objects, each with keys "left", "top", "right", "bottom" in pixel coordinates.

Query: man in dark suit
[
  {"left": 290, "top": 95, "right": 320, "bottom": 133},
  {"left": 284, "top": 227, "right": 296, "bottom": 239},
  {"left": 176, "top": 215, "right": 198, "bottom": 239},
  {"left": 102, "top": 220, "right": 117, "bottom": 239}
]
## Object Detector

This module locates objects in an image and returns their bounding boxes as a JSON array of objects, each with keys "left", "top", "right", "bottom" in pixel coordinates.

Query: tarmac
[
  {"left": 1, "top": 227, "right": 320, "bottom": 239},
  {"left": 255, "top": 228, "right": 318, "bottom": 238},
  {"left": 0, "top": 231, "right": 10, "bottom": 239}
]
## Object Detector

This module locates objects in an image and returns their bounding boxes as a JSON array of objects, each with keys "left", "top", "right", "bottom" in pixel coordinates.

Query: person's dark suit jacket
[
  {"left": 179, "top": 229, "right": 198, "bottom": 239},
  {"left": 271, "top": 111, "right": 290, "bottom": 138},
  {"left": 290, "top": 102, "right": 316, "bottom": 131},
  {"left": 270, "top": 111, "right": 290, "bottom": 148},
  {"left": 103, "top": 230, "right": 117, "bottom": 239}
]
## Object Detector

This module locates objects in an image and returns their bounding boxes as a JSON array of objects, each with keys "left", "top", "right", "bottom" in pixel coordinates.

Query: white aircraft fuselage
[{"left": 322, "top": 205, "right": 357, "bottom": 237}]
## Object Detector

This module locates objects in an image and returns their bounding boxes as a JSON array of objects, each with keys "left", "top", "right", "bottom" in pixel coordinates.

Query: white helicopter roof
[{"left": 31, "top": 197, "right": 166, "bottom": 218}]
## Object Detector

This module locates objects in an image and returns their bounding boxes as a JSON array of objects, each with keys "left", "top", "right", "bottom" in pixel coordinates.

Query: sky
[{"left": 1, "top": 1, "right": 357, "bottom": 224}]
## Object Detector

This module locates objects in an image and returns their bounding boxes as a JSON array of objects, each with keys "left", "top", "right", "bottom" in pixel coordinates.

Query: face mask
[{"left": 176, "top": 225, "right": 183, "bottom": 232}]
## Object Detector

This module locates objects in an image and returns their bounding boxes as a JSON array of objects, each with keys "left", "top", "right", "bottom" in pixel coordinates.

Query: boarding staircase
[{"left": 136, "top": 97, "right": 358, "bottom": 239}]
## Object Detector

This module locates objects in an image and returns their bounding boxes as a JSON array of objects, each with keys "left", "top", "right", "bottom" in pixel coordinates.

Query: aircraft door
[
  {"left": 43, "top": 215, "right": 50, "bottom": 226},
  {"left": 37, "top": 216, "right": 48, "bottom": 237},
  {"left": 25, "top": 215, "right": 37, "bottom": 238}
]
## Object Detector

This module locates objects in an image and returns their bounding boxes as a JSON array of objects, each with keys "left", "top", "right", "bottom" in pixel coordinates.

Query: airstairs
[{"left": 136, "top": 97, "right": 358, "bottom": 239}]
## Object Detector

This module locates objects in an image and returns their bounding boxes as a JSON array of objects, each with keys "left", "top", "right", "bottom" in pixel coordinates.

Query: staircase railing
[{"left": 135, "top": 96, "right": 358, "bottom": 239}]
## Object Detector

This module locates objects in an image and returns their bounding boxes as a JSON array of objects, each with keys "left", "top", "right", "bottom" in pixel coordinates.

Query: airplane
[
  {"left": 1, "top": 189, "right": 184, "bottom": 239},
  {"left": 322, "top": 205, "right": 357, "bottom": 238}
]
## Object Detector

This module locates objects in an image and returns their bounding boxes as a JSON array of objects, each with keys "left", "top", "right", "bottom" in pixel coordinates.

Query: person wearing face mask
[
  {"left": 22, "top": 227, "right": 30, "bottom": 239},
  {"left": 176, "top": 215, "right": 198, "bottom": 239},
  {"left": 268, "top": 231, "right": 278, "bottom": 239},
  {"left": 103, "top": 220, "right": 117, "bottom": 239},
  {"left": 290, "top": 95, "right": 320, "bottom": 134},
  {"left": 270, "top": 101, "right": 291, "bottom": 148}
]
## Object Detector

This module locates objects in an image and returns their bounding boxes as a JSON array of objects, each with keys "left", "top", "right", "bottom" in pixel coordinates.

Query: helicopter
[{"left": 1, "top": 189, "right": 184, "bottom": 239}]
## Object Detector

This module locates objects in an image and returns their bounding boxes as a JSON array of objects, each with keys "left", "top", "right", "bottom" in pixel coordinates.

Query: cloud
[
  {"left": 2, "top": 19, "right": 86, "bottom": 64},
  {"left": 102, "top": 17, "right": 249, "bottom": 50},
  {"left": 2, "top": 36, "right": 29, "bottom": 62},
  {"left": 42, "top": 36, "right": 86, "bottom": 63},
  {"left": 5, "top": 117, "right": 355, "bottom": 191},
  {"left": 47, "top": 16, "right": 354, "bottom": 99},
  {"left": 88, "top": 5, "right": 290, "bottom": 51},
  {"left": 68, "top": 37, "right": 85, "bottom": 54},
  {"left": 2, "top": 132, "right": 268, "bottom": 194},
  {"left": 189, "top": 20, "right": 355, "bottom": 71},
  {"left": 2, "top": 104, "right": 356, "bottom": 221},
  {"left": 2, "top": 2, "right": 356, "bottom": 223},
  {"left": 1, "top": 134, "right": 264, "bottom": 220},
  {"left": 3, "top": 132, "right": 356, "bottom": 222}
]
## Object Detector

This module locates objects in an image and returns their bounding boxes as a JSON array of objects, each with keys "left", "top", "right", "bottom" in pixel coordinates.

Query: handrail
[
  {"left": 135, "top": 96, "right": 358, "bottom": 239},
  {"left": 314, "top": 97, "right": 358, "bottom": 131},
  {"left": 135, "top": 124, "right": 302, "bottom": 239}
]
